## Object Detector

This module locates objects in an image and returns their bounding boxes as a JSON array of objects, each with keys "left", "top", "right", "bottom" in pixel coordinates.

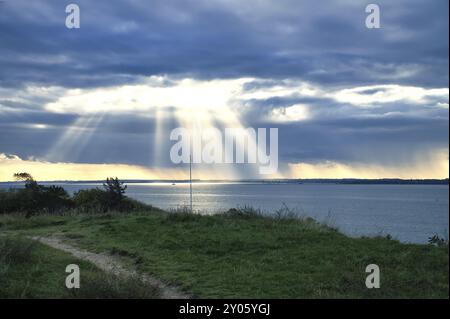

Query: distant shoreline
[{"left": 1, "top": 178, "right": 448, "bottom": 185}]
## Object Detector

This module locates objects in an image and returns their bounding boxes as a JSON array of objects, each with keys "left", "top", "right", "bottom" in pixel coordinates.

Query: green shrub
[
  {"left": 73, "top": 188, "right": 109, "bottom": 213},
  {"left": 0, "top": 186, "right": 73, "bottom": 216},
  {"left": 1, "top": 174, "right": 152, "bottom": 215},
  {"left": 73, "top": 188, "right": 152, "bottom": 213},
  {"left": 103, "top": 177, "right": 127, "bottom": 208}
]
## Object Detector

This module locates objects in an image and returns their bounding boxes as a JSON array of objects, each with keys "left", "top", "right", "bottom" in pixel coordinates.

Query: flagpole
[{"left": 189, "top": 153, "right": 193, "bottom": 213}]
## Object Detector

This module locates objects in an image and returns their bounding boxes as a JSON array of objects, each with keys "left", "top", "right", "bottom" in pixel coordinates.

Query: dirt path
[{"left": 31, "top": 236, "right": 190, "bottom": 299}]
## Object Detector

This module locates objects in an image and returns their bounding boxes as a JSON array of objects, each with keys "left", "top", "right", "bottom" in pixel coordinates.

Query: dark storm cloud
[
  {"left": 271, "top": 115, "right": 449, "bottom": 165},
  {"left": 0, "top": 109, "right": 77, "bottom": 126},
  {"left": 236, "top": 81, "right": 448, "bottom": 166},
  {"left": 0, "top": 111, "right": 157, "bottom": 164},
  {"left": 0, "top": 0, "right": 448, "bottom": 89}
]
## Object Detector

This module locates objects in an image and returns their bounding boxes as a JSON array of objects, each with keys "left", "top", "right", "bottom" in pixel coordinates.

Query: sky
[{"left": 0, "top": 0, "right": 448, "bottom": 181}]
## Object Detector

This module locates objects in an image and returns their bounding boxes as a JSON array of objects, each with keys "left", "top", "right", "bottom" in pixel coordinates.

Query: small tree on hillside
[
  {"left": 13, "top": 172, "right": 34, "bottom": 182},
  {"left": 103, "top": 177, "right": 127, "bottom": 208},
  {"left": 14, "top": 172, "right": 38, "bottom": 190},
  {"left": 11, "top": 172, "right": 72, "bottom": 216}
]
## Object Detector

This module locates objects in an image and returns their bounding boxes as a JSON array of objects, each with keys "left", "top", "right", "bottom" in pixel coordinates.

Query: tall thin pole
[{"left": 189, "top": 153, "right": 193, "bottom": 213}]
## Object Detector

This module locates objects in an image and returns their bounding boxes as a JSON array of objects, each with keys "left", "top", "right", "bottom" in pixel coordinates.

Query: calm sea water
[{"left": 1, "top": 182, "right": 448, "bottom": 244}]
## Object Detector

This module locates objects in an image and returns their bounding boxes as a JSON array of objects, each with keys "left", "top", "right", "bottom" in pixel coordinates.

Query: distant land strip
[{"left": 1, "top": 179, "right": 448, "bottom": 185}]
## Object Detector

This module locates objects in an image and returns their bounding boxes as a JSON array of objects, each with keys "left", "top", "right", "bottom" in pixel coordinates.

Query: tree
[
  {"left": 103, "top": 177, "right": 127, "bottom": 208},
  {"left": 10, "top": 172, "right": 73, "bottom": 216},
  {"left": 13, "top": 172, "right": 34, "bottom": 182},
  {"left": 14, "top": 172, "right": 38, "bottom": 190}
]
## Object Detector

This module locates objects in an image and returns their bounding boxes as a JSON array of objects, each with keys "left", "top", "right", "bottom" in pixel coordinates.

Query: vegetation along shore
[{"left": 0, "top": 174, "right": 448, "bottom": 298}]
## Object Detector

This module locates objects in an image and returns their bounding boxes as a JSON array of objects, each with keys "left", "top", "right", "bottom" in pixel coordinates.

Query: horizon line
[{"left": 1, "top": 178, "right": 448, "bottom": 184}]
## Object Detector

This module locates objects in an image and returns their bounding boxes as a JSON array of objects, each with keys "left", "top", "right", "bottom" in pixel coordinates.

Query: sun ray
[{"left": 46, "top": 112, "right": 106, "bottom": 162}]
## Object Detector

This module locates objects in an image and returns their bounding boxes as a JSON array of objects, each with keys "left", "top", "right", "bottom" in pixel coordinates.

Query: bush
[
  {"left": 73, "top": 178, "right": 132, "bottom": 212},
  {"left": 36, "top": 186, "right": 74, "bottom": 214},
  {"left": 73, "top": 188, "right": 109, "bottom": 213},
  {"left": 73, "top": 188, "right": 151, "bottom": 213},
  {"left": 0, "top": 186, "right": 73, "bottom": 216},
  {"left": 103, "top": 177, "right": 127, "bottom": 208},
  {"left": 1, "top": 174, "right": 152, "bottom": 215}
]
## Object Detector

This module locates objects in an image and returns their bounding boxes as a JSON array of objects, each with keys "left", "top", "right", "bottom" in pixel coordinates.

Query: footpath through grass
[
  {"left": 0, "top": 210, "right": 448, "bottom": 298},
  {"left": 0, "top": 236, "right": 160, "bottom": 298}
]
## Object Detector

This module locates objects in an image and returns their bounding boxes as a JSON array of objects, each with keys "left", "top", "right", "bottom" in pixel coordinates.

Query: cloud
[
  {"left": 43, "top": 77, "right": 250, "bottom": 114},
  {"left": 0, "top": 1, "right": 448, "bottom": 179},
  {"left": 0, "top": 153, "right": 229, "bottom": 181},
  {"left": 333, "top": 85, "right": 449, "bottom": 106},
  {"left": 1, "top": 145, "right": 447, "bottom": 182},
  {"left": 0, "top": 76, "right": 448, "bottom": 176},
  {"left": 0, "top": 0, "right": 448, "bottom": 89},
  {"left": 288, "top": 149, "right": 449, "bottom": 179},
  {"left": 0, "top": 153, "right": 286, "bottom": 181}
]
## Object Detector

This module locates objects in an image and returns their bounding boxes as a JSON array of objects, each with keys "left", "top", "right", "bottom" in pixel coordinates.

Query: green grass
[
  {"left": 0, "top": 210, "right": 448, "bottom": 298},
  {"left": 0, "top": 236, "right": 160, "bottom": 298}
]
